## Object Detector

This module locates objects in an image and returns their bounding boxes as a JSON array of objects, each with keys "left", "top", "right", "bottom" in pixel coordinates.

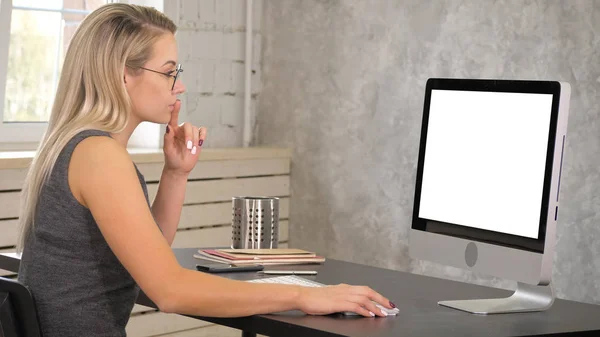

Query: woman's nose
[{"left": 172, "top": 79, "right": 186, "bottom": 95}]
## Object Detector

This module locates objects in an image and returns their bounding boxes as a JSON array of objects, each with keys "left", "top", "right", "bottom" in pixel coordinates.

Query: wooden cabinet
[{"left": 0, "top": 147, "right": 290, "bottom": 337}]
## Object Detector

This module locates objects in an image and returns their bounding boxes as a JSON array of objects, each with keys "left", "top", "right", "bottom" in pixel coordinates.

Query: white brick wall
[{"left": 165, "top": 0, "right": 262, "bottom": 148}]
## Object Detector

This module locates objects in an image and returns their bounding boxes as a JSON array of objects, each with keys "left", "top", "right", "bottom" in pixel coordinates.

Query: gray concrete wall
[{"left": 256, "top": 0, "right": 600, "bottom": 304}]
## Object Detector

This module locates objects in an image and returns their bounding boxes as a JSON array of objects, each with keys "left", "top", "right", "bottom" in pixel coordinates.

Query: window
[
  {"left": 0, "top": 0, "right": 108, "bottom": 145},
  {"left": 0, "top": 0, "right": 165, "bottom": 147}
]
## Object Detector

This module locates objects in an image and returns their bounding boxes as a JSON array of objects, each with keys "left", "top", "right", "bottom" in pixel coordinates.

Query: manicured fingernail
[
  {"left": 369, "top": 311, "right": 375, "bottom": 317},
  {"left": 390, "top": 301, "right": 396, "bottom": 308},
  {"left": 187, "top": 140, "right": 192, "bottom": 149},
  {"left": 191, "top": 146, "right": 197, "bottom": 155},
  {"left": 198, "top": 139, "right": 203, "bottom": 146},
  {"left": 380, "top": 309, "right": 388, "bottom": 317},
  {"left": 166, "top": 125, "right": 170, "bottom": 134}
]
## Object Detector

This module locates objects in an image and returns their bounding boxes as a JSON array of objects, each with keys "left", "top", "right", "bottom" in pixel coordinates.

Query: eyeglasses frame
[{"left": 139, "top": 63, "right": 183, "bottom": 91}]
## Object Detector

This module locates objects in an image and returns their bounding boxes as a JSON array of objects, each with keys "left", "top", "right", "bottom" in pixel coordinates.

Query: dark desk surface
[{"left": 3, "top": 248, "right": 600, "bottom": 337}]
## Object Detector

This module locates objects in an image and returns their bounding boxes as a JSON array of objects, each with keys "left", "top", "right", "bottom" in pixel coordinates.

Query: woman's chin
[
  {"left": 142, "top": 115, "right": 170, "bottom": 125},
  {"left": 143, "top": 109, "right": 172, "bottom": 124},
  {"left": 158, "top": 110, "right": 171, "bottom": 124}
]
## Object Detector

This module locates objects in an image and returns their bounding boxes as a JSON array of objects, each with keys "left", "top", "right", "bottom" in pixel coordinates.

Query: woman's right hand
[{"left": 296, "top": 283, "right": 396, "bottom": 317}]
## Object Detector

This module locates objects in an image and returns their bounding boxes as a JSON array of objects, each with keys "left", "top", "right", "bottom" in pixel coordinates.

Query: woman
[{"left": 16, "top": 4, "right": 395, "bottom": 336}]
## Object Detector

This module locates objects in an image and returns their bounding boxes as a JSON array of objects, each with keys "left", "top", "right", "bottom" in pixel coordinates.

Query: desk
[{"left": 2, "top": 248, "right": 600, "bottom": 337}]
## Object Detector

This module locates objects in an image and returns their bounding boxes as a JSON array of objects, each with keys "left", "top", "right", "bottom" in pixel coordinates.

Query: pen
[{"left": 259, "top": 270, "right": 318, "bottom": 275}]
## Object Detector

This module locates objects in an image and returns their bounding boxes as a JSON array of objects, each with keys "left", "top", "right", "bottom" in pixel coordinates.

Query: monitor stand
[{"left": 438, "top": 282, "right": 555, "bottom": 314}]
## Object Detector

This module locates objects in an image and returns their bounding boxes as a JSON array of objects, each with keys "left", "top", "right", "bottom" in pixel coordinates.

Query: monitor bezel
[{"left": 411, "top": 78, "right": 562, "bottom": 253}]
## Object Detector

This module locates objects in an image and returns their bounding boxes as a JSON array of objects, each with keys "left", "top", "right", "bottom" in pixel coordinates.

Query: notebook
[{"left": 194, "top": 248, "right": 325, "bottom": 266}]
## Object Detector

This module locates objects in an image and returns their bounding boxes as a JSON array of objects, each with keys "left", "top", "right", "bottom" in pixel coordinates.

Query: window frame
[
  {"left": 0, "top": 0, "right": 101, "bottom": 145},
  {"left": 0, "top": 0, "right": 164, "bottom": 148},
  {"left": 0, "top": 0, "right": 46, "bottom": 145}
]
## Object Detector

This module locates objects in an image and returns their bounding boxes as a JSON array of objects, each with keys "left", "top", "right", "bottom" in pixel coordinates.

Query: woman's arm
[
  {"left": 152, "top": 99, "right": 205, "bottom": 245},
  {"left": 150, "top": 167, "right": 187, "bottom": 245},
  {"left": 69, "top": 136, "right": 392, "bottom": 317}
]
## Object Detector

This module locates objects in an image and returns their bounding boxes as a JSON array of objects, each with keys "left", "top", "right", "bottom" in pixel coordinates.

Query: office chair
[{"left": 0, "top": 276, "right": 42, "bottom": 337}]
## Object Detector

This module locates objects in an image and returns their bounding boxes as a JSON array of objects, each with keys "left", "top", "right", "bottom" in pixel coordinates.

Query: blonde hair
[{"left": 17, "top": 4, "right": 176, "bottom": 251}]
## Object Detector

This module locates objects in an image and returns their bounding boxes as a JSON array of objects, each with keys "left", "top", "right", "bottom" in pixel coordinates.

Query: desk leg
[{"left": 241, "top": 331, "right": 256, "bottom": 337}]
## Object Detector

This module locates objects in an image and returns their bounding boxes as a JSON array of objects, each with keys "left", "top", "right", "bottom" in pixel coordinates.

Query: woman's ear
[
  {"left": 123, "top": 67, "right": 135, "bottom": 89},
  {"left": 124, "top": 67, "right": 130, "bottom": 84}
]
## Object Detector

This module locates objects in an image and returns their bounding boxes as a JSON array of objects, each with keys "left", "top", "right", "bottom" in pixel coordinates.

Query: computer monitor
[{"left": 409, "top": 78, "right": 571, "bottom": 314}]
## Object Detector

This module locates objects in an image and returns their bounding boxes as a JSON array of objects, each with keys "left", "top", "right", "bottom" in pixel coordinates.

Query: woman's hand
[
  {"left": 296, "top": 284, "right": 396, "bottom": 317},
  {"left": 163, "top": 99, "right": 207, "bottom": 176}
]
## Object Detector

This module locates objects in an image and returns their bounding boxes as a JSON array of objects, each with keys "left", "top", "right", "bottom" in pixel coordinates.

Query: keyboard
[{"left": 248, "top": 275, "right": 399, "bottom": 316}]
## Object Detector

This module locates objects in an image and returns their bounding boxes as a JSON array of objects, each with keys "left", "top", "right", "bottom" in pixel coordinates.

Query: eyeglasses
[{"left": 139, "top": 63, "right": 183, "bottom": 91}]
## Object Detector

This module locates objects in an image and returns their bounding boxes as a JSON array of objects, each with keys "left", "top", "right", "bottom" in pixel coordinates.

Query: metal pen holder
[{"left": 231, "top": 196, "right": 279, "bottom": 249}]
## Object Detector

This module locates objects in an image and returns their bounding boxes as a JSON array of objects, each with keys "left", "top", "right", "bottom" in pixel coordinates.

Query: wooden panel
[
  {"left": 0, "top": 200, "right": 290, "bottom": 240},
  {"left": 0, "top": 267, "right": 16, "bottom": 277},
  {"left": 0, "top": 168, "right": 27, "bottom": 191},
  {"left": 172, "top": 221, "right": 289, "bottom": 249},
  {"left": 0, "top": 177, "right": 289, "bottom": 220},
  {"left": 0, "top": 159, "right": 290, "bottom": 189},
  {"left": 0, "top": 151, "right": 35, "bottom": 170},
  {"left": 0, "top": 191, "right": 19, "bottom": 219},
  {"left": 126, "top": 311, "right": 211, "bottom": 337},
  {"left": 0, "top": 219, "right": 18, "bottom": 248},
  {"left": 147, "top": 176, "right": 290, "bottom": 205},
  {"left": 1, "top": 153, "right": 292, "bottom": 337},
  {"left": 172, "top": 226, "right": 231, "bottom": 248},
  {"left": 151, "top": 324, "right": 245, "bottom": 337},
  {"left": 137, "top": 158, "right": 290, "bottom": 182},
  {"left": 125, "top": 147, "right": 291, "bottom": 166},
  {"left": 131, "top": 304, "right": 156, "bottom": 315},
  {"left": 0, "top": 148, "right": 291, "bottom": 170},
  {"left": 178, "top": 198, "right": 289, "bottom": 229},
  {"left": 0, "top": 247, "right": 16, "bottom": 277},
  {"left": 0, "top": 195, "right": 290, "bottom": 246}
]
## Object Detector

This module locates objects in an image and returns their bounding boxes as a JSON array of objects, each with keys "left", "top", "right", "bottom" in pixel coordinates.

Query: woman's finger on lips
[
  {"left": 198, "top": 126, "right": 207, "bottom": 146},
  {"left": 182, "top": 122, "right": 194, "bottom": 152},
  {"left": 191, "top": 125, "right": 199, "bottom": 155}
]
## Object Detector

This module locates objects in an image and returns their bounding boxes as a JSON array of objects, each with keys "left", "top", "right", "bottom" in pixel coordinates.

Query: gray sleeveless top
[{"left": 19, "top": 130, "right": 150, "bottom": 337}]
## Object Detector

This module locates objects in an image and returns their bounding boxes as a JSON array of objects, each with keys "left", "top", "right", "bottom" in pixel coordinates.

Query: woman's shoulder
[
  {"left": 59, "top": 129, "right": 114, "bottom": 159},
  {"left": 68, "top": 132, "right": 136, "bottom": 206},
  {"left": 71, "top": 133, "right": 130, "bottom": 170}
]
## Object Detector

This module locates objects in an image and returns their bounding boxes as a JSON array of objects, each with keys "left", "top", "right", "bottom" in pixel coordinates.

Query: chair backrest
[{"left": 0, "top": 277, "right": 42, "bottom": 337}]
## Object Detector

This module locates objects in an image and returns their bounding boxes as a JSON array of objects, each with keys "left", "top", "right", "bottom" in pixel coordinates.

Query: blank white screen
[{"left": 418, "top": 90, "right": 553, "bottom": 239}]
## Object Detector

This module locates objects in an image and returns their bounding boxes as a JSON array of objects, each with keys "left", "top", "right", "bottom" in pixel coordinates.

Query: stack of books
[{"left": 193, "top": 248, "right": 326, "bottom": 266}]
